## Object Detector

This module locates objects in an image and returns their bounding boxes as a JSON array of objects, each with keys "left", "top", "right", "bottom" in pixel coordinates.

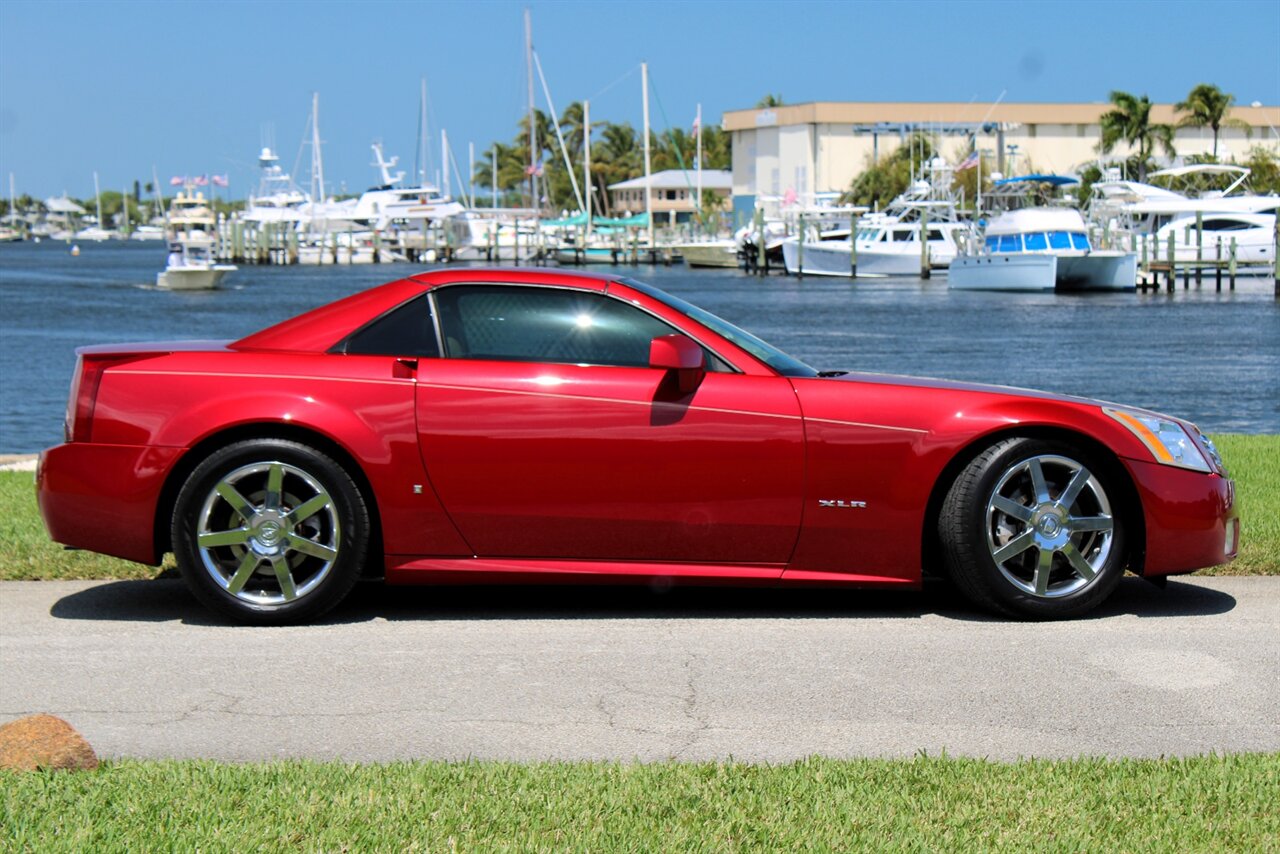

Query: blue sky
[{"left": 2, "top": 0, "right": 1278, "bottom": 198}]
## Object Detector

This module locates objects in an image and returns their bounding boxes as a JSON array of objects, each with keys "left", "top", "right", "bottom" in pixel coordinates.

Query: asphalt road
[{"left": 2, "top": 577, "right": 1277, "bottom": 762}]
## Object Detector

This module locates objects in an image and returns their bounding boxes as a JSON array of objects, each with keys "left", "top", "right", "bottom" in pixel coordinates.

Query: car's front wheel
[
  {"left": 939, "top": 437, "right": 1128, "bottom": 619},
  {"left": 171, "top": 439, "right": 369, "bottom": 624}
]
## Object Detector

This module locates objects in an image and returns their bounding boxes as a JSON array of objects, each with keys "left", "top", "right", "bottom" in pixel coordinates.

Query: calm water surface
[{"left": 1, "top": 241, "right": 1277, "bottom": 452}]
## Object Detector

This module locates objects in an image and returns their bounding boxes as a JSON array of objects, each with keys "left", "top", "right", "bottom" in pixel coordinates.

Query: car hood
[{"left": 817, "top": 370, "right": 1183, "bottom": 425}]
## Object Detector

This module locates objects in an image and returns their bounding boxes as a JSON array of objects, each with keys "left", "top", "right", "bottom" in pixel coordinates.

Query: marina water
[{"left": 1, "top": 241, "right": 1276, "bottom": 453}]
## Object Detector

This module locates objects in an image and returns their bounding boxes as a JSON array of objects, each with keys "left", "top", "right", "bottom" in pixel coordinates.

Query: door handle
[{"left": 392, "top": 358, "right": 418, "bottom": 379}]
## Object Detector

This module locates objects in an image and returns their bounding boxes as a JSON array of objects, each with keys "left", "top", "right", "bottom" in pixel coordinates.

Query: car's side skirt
[{"left": 385, "top": 557, "right": 918, "bottom": 589}]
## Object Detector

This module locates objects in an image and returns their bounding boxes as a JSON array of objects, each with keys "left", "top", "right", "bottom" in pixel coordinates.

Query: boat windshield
[{"left": 617, "top": 278, "right": 819, "bottom": 378}]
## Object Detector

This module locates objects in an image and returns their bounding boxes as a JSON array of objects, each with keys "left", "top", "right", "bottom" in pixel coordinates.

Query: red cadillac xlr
[{"left": 38, "top": 269, "right": 1238, "bottom": 623}]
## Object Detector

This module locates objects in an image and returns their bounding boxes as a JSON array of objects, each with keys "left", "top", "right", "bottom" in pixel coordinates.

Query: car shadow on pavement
[{"left": 48, "top": 575, "right": 1236, "bottom": 626}]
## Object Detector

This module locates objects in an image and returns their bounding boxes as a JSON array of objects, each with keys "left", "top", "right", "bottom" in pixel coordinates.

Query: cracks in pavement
[{"left": 669, "top": 647, "right": 712, "bottom": 759}]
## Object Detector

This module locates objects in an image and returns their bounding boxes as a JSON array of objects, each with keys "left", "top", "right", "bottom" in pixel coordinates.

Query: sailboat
[{"left": 74, "top": 172, "right": 114, "bottom": 241}]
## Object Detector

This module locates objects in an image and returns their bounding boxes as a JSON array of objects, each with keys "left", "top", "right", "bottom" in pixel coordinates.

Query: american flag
[
  {"left": 169, "top": 176, "right": 185, "bottom": 186},
  {"left": 211, "top": 174, "right": 229, "bottom": 188},
  {"left": 193, "top": 175, "right": 209, "bottom": 186},
  {"left": 956, "top": 151, "right": 980, "bottom": 172}
]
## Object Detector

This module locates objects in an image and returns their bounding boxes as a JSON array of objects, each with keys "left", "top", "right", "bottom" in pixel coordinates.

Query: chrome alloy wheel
[
  {"left": 984, "top": 454, "right": 1114, "bottom": 599},
  {"left": 195, "top": 461, "right": 340, "bottom": 606}
]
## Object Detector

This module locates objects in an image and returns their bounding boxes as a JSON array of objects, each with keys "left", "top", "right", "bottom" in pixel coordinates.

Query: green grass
[
  {"left": 3, "top": 755, "right": 1278, "bottom": 851},
  {"left": 1, "top": 433, "right": 1276, "bottom": 581},
  {"left": 1211, "top": 434, "right": 1280, "bottom": 575},
  {"left": 0, "top": 469, "right": 168, "bottom": 581}
]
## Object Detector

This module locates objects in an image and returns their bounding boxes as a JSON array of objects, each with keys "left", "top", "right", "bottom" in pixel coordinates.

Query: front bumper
[
  {"left": 1125, "top": 458, "right": 1238, "bottom": 577},
  {"left": 37, "top": 443, "right": 184, "bottom": 566}
]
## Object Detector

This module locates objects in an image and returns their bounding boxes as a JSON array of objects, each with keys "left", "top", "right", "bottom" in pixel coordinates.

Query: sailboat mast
[
  {"left": 584, "top": 99, "right": 592, "bottom": 235},
  {"left": 695, "top": 103, "right": 702, "bottom": 216},
  {"left": 121, "top": 185, "right": 129, "bottom": 233},
  {"left": 468, "top": 142, "right": 476, "bottom": 209},
  {"left": 416, "top": 78, "right": 428, "bottom": 185},
  {"left": 641, "top": 62, "right": 653, "bottom": 249},
  {"left": 442, "top": 129, "right": 450, "bottom": 198},
  {"left": 310, "top": 92, "right": 325, "bottom": 204},
  {"left": 525, "top": 7, "right": 537, "bottom": 215},
  {"left": 93, "top": 171, "right": 103, "bottom": 231}
]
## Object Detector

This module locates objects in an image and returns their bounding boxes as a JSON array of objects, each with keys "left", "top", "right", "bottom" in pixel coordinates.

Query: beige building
[
  {"left": 608, "top": 169, "right": 732, "bottom": 223},
  {"left": 723, "top": 101, "right": 1280, "bottom": 222}
]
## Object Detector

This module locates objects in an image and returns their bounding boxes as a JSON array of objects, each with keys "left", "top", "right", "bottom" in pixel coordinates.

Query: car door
[{"left": 414, "top": 283, "right": 805, "bottom": 566}]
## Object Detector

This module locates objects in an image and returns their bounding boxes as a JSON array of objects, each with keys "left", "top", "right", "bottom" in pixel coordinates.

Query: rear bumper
[
  {"left": 1126, "top": 458, "right": 1238, "bottom": 577},
  {"left": 37, "top": 443, "right": 184, "bottom": 566}
]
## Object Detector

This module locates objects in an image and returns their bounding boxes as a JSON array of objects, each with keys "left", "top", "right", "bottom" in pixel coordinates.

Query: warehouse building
[{"left": 723, "top": 101, "right": 1280, "bottom": 222}]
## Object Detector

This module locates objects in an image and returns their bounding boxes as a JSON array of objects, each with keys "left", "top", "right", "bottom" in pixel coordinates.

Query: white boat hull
[
  {"left": 782, "top": 238, "right": 955, "bottom": 277},
  {"left": 949, "top": 253, "right": 1137, "bottom": 292},
  {"left": 673, "top": 242, "right": 740, "bottom": 268},
  {"left": 156, "top": 265, "right": 236, "bottom": 291}
]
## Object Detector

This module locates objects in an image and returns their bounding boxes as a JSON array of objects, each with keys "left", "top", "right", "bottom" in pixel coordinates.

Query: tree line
[
  {"left": 842, "top": 83, "right": 1279, "bottom": 210},
  {"left": 469, "top": 102, "right": 730, "bottom": 214}
]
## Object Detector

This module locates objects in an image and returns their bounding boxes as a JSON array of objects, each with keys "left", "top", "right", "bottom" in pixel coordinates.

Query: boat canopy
[
  {"left": 1149, "top": 165, "right": 1249, "bottom": 179},
  {"left": 592, "top": 213, "right": 650, "bottom": 227},
  {"left": 993, "top": 174, "right": 1079, "bottom": 187},
  {"left": 542, "top": 211, "right": 592, "bottom": 227},
  {"left": 541, "top": 212, "right": 650, "bottom": 228}
]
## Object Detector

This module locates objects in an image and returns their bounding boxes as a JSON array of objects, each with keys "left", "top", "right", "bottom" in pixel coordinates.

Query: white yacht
[
  {"left": 781, "top": 159, "right": 967, "bottom": 277},
  {"left": 1091, "top": 165, "right": 1277, "bottom": 272},
  {"left": 241, "top": 147, "right": 309, "bottom": 227},
  {"left": 350, "top": 143, "right": 465, "bottom": 232},
  {"left": 157, "top": 189, "right": 236, "bottom": 290},
  {"left": 950, "top": 206, "right": 1136, "bottom": 292}
]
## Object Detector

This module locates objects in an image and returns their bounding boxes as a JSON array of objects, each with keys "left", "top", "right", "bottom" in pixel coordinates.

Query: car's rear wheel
[
  {"left": 938, "top": 437, "right": 1128, "bottom": 619},
  {"left": 172, "top": 439, "right": 369, "bottom": 624}
]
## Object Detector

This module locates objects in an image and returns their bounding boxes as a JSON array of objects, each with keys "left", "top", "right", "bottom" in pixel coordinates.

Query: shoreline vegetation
[
  {"left": 4, "top": 754, "right": 1278, "bottom": 850},
  {"left": 1, "top": 434, "right": 1275, "bottom": 581}
]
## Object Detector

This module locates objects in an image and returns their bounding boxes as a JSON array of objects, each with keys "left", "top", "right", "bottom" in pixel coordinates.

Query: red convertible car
[{"left": 38, "top": 268, "right": 1237, "bottom": 623}]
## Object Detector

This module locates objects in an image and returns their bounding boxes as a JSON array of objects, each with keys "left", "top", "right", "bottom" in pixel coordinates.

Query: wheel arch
[
  {"left": 153, "top": 422, "right": 384, "bottom": 576},
  {"left": 920, "top": 425, "right": 1146, "bottom": 579}
]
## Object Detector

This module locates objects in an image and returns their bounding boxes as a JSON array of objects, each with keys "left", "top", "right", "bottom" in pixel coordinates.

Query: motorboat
[
  {"left": 240, "top": 146, "right": 309, "bottom": 227},
  {"left": 349, "top": 143, "right": 465, "bottom": 232},
  {"left": 157, "top": 188, "right": 236, "bottom": 290},
  {"left": 950, "top": 203, "right": 1136, "bottom": 292},
  {"left": 1090, "top": 165, "right": 1277, "bottom": 273},
  {"left": 672, "top": 238, "right": 740, "bottom": 268},
  {"left": 157, "top": 238, "right": 236, "bottom": 290},
  {"left": 782, "top": 159, "right": 966, "bottom": 277}
]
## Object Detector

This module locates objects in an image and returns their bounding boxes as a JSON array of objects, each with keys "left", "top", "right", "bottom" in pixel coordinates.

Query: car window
[
  {"left": 341, "top": 294, "right": 440, "bottom": 357},
  {"left": 434, "top": 285, "right": 719, "bottom": 369}
]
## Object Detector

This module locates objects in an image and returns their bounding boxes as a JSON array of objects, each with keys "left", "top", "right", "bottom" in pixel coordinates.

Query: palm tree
[
  {"left": 471, "top": 142, "right": 529, "bottom": 203},
  {"left": 699, "top": 125, "right": 731, "bottom": 170},
  {"left": 756, "top": 94, "right": 784, "bottom": 108},
  {"left": 1098, "top": 91, "right": 1175, "bottom": 181},
  {"left": 592, "top": 122, "right": 641, "bottom": 214},
  {"left": 1175, "top": 84, "right": 1241, "bottom": 160}
]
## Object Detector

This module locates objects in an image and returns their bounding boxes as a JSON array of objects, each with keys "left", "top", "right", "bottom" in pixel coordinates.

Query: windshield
[{"left": 617, "top": 278, "right": 819, "bottom": 378}]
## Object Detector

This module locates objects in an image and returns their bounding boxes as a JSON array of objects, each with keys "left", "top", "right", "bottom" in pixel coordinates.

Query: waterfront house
[{"left": 608, "top": 169, "right": 732, "bottom": 224}]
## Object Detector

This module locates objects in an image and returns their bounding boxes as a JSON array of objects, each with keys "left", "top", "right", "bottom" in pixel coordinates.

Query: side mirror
[{"left": 649, "top": 334, "right": 705, "bottom": 393}]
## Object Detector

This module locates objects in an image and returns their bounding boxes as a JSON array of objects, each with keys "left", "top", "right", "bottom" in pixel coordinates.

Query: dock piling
[
  {"left": 850, "top": 212, "right": 858, "bottom": 278},
  {"left": 1195, "top": 212, "right": 1203, "bottom": 286},
  {"left": 797, "top": 214, "right": 805, "bottom": 279},
  {"left": 919, "top": 207, "right": 931, "bottom": 280}
]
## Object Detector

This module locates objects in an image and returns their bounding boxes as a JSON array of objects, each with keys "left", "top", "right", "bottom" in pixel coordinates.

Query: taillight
[{"left": 65, "top": 355, "right": 144, "bottom": 443}]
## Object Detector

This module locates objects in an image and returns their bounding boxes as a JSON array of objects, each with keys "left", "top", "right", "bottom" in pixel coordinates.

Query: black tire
[
  {"left": 171, "top": 439, "right": 370, "bottom": 624},
  {"left": 938, "top": 437, "right": 1128, "bottom": 619}
]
